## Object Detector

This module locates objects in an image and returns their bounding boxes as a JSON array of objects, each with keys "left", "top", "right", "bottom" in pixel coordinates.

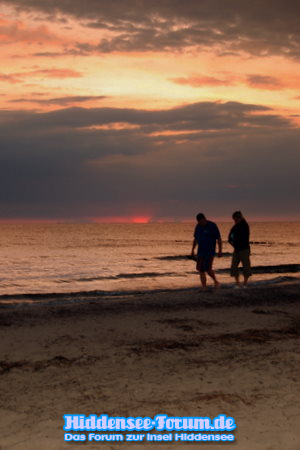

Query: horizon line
[{"left": 0, "top": 217, "right": 299, "bottom": 224}]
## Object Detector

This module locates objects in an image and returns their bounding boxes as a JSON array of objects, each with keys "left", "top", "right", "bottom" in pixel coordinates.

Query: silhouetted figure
[
  {"left": 228, "top": 211, "right": 252, "bottom": 288},
  {"left": 191, "top": 213, "right": 222, "bottom": 290}
]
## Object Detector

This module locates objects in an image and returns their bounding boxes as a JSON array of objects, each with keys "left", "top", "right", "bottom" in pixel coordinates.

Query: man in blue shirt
[{"left": 191, "top": 213, "right": 222, "bottom": 290}]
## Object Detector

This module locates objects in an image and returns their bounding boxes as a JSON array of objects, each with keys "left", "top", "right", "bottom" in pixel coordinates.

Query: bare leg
[
  {"left": 243, "top": 275, "right": 249, "bottom": 286},
  {"left": 207, "top": 269, "right": 220, "bottom": 288},
  {"left": 231, "top": 252, "right": 241, "bottom": 287},
  {"left": 241, "top": 250, "right": 251, "bottom": 287},
  {"left": 199, "top": 272, "right": 207, "bottom": 290}
]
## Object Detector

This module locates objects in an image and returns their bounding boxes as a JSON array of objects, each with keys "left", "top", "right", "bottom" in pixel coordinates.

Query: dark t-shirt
[
  {"left": 194, "top": 221, "right": 221, "bottom": 257},
  {"left": 228, "top": 219, "right": 250, "bottom": 251}
]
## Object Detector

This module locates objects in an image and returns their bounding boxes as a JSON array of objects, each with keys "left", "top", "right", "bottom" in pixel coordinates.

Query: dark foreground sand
[{"left": 0, "top": 280, "right": 300, "bottom": 450}]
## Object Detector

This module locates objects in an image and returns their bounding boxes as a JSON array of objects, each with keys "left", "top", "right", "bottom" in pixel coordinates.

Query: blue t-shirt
[{"left": 194, "top": 221, "right": 221, "bottom": 257}]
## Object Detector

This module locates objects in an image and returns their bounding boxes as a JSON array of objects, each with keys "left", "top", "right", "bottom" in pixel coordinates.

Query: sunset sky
[{"left": 0, "top": 0, "right": 299, "bottom": 222}]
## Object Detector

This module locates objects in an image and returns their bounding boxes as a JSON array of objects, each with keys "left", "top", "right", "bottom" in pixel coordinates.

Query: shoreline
[
  {"left": 0, "top": 280, "right": 299, "bottom": 449},
  {"left": 0, "top": 274, "right": 299, "bottom": 305}
]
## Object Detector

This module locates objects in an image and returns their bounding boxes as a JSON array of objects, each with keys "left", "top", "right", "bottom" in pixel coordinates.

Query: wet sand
[{"left": 0, "top": 280, "right": 300, "bottom": 449}]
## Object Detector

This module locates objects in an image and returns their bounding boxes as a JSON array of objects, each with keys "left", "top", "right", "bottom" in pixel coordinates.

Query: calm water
[{"left": 0, "top": 223, "right": 299, "bottom": 298}]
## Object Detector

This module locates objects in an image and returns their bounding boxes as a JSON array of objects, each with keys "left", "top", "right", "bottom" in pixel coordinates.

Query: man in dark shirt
[
  {"left": 228, "top": 211, "right": 252, "bottom": 287},
  {"left": 191, "top": 213, "right": 222, "bottom": 290}
]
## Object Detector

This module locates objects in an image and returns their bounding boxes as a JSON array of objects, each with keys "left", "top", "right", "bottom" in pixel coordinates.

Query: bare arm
[
  {"left": 217, "top": 237, "right": 222, "bottom": 257},
  {"left": 191, "top": 238, "right": 197, "bottom": 257}
]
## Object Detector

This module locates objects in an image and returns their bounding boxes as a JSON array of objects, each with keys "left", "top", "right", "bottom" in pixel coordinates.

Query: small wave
[
  {"left": 249, "top": 241, "right": 275, "bottom": 246},
  {"left": 74, "top": 271, "right": 178, "bottom": 283},
  {"left": 115, "top": 271, "right": 175, "bottom": 279},
  {"left": 249, "top": 241, "right": 300, "bottom": 247},
  {"left": 217, "top": 264, "right": 300, "bottom": 274},
  {"left": 58, "top": 264, "right": 300, "bottom": 288},
  {"left": 76, "top": 275, "right": 116, "bottom": 282},
  {"left": 252, "top": 264, "right": 300, "bottom": 274},
  {"left": 156, "top": 253, "right": 232, "bottom": 261},
  {"left": 156, "top": 255, "right": 193, "bottom": 261},
  {"left": 250, "top": 276, "right": 298, "bottom": 286},
  {"left": 0, "top": 286, "right": 196, "bottom": 304}
]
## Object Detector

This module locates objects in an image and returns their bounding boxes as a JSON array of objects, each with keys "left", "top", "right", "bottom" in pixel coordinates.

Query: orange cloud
[
  {"left": 84, "top": 123, "right": 140, "bottom": 131},
  {"left": 28, "top": 68, "right": 83, "bottom": 78},
  {"left": 0, "top": 73, "right": 21, "bottom": 83},
  {"left": 170, "top": 75, "right": 234, "bottom": 87},
  {"left": 170, "top": 69, "right": 300, "bottom": 96},
  {"left": 0, "top": 18, "right": 62, "bottom": 44},
  {"left": 169, "top": 72, "right": 300, "bottom": 93},
  {"left": 0, "top": 68, "right": 83, "bottom": 84}
]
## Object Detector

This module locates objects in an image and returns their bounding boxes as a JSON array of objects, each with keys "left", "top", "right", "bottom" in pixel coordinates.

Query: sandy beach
[{"left": 0, "top": 280, "right": 299, "bottom": 450}]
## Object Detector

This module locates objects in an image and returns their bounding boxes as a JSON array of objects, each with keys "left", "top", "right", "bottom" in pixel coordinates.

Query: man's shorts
[
  {"left": 231, "top": 248, "right": 252, "bottom": 277},
  {"left": 196, "top": 255, "right": 214, "bottom": 272}
]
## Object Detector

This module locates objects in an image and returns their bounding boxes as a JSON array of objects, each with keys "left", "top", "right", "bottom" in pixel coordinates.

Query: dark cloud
[
  {"left": 2, "top": 0, "right": 300, "bottom": 58},
  {"left": 0, "top": 101, "right": 298, "bottom": 219},
  {"left": 31, "top": 52, "right": 68, "bottom": 57},
  {"left": 2, "top": 101, "right": 288, "bottom": 132},
  {"left": 32, "top": 49, "right": 91, "bottom": 57},
  {"left": 10, "top": 95, "right": 107, "bottom": 105},
  {"left": 245, "top": 74, "right": 284, "bottom": 90}
]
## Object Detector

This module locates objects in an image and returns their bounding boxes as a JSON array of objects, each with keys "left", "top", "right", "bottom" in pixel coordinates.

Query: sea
[{"left": 0, "top": 222, "right": 299, "bottom": 303}]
